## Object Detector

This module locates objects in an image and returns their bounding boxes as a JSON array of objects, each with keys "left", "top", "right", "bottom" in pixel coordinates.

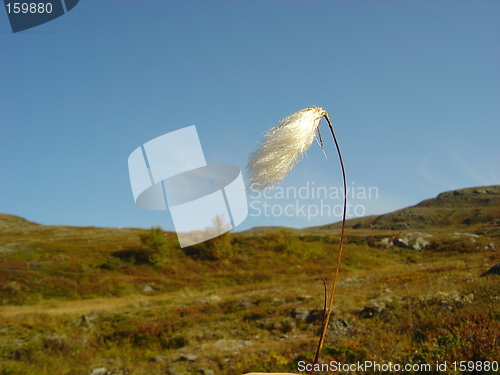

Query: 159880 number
[
  {"left": 5, "top": 2, "right": 53, "bottom": 14},
  {"left": 453, "top": 361, "right": 499, "bottom": 372}
]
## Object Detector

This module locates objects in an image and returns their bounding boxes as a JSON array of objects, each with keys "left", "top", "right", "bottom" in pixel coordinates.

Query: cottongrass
[
  {"left": 247, "top": 107, "right": 347, "bottom": 374},
  {"left": 247, "top": 107, "right": 329, "bottom": 189}
]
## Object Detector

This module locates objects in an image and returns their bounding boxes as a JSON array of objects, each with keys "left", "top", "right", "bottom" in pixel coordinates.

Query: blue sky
[{"left": 0, "top": 1, "right": 498, "bottom": 233}]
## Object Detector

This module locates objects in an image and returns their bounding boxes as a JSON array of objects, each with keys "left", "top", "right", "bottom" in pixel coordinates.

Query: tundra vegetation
[{"left": 0, "top": 187, "right": 499, "bottom": 374}]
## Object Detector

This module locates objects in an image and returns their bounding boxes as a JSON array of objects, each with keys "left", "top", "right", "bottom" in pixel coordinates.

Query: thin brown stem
[
  {"left": 321, "top": 277, "right": 328, "bottom": 323},
  {"left": 310, "top": 113, "right": 347, "bottom": 374}
]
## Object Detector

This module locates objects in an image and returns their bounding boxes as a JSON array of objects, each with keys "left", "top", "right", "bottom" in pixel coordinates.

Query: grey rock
[
  {"left": 179, "top": 353, "right": 198, "bottom": 362},
  {"left": 27, "top": 260, "right": 53, "bottom": 268},
  {"left": 149, "top": 355, "right": 167, "bottom": 362},
  {"left": 90, "top": 368, "right": 108, "bottom": 375},
  {"left": 167, "top": 367, "right": 181, "bottom": 375},
  {"left": 143, "top": 285, "right": 154, "bottom": 293},
  {"left": 291, "top": 307, "right": 309, "bottom": 321},
  {"left": 359, "top": 306, "right": 383, "bottom": 318},
  {"left": 43, "top": 334, "right": 68, "bottom": 351},
  {"left": 212, "top": 339, "right": 252, "bottom": 351},
  {"left": 239, "top": 299, "right": 256, "bottom": 309},
  {"left": 306, "top": 309, "right": 325, "bottom": 324},
  {"left": 326, "top": 319, "right": 353, "bottom": 337},
  {"left": 380, "top": 237, "right": 392, "bottom": 247},
  {"left": 393, "top": 237, "right": 412, "bottom": 249},
  {"left": 485, "top": 242, "right": 495, "bottom": 251},
  {"left": 413, "top": 236, "right": 429, "bottom": 250}
]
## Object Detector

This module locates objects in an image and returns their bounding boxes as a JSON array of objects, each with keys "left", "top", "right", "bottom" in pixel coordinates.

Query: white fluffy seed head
[{"left": 247, "top": 107, "right": 327, "bottom": 190}]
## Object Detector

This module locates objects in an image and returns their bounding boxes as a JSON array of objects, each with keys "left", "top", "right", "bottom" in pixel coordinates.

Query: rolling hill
[
  {"left": 242, "top": 185, "right": 500, "bottom": 235},
  {"left": 0, "top": 185, "right": 499, "bottom": 375}
]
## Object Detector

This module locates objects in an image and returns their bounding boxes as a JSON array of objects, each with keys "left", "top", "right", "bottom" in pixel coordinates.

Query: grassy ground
[{"left": 0, "top": 215, "right": 499, "bottom": 375}]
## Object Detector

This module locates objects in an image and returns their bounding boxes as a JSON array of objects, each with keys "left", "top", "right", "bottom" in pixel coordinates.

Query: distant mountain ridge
[
  {"left": 347, "top": 185, "right": 500, "bottom": 230},
  {"left": 1, "top": 185, "right": 499, "bottom": 235},
  {"left": 243, "top": 185, "right": 500, "bottom": 235}
]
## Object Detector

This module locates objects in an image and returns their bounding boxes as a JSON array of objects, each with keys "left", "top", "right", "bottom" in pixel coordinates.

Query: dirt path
[
  {"left": 0, "top": 284, "right": 304, "bottom": 319},
  {"left": 0, "top": 289, "right": 212, "bottom": 318}
]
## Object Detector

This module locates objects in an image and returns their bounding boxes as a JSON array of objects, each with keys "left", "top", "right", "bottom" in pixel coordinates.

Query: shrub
[
  {"left": 182, "top": 215, "right": 233, "bottom": 261},
  {"left": 139, "top": 227, "right": 167, "bottom": 253},
  {"left": 264, "top": 231, "right": 290, "bottom": 253},
  {"left": 183, "top": 232, "right": 233, "bottom": 261}
]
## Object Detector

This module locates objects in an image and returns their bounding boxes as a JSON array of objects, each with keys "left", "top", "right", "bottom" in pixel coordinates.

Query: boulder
[
  {"left": 89, "top": 368, "right": 108, "bottom": 375},
  {"left": 359, "top": 305, "right": 383, "bottom": 318},
  {"left": 290, "top": 307, "right": 309, "bottom": 321},
  {"left": 480, "top": 263, "right": 500, "bottom": 277},
  {"left": 143, "top": 285, "right": 154, "bottom": 293},
  {"left": 305, "top": 309, "right": 325, "bottom": 324}
]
